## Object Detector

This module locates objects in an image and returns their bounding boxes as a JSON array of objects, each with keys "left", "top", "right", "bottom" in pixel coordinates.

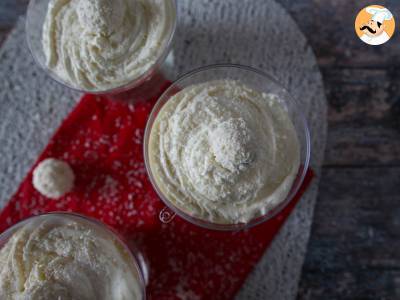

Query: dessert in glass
[
  {"left": 26, "top": 0, "right": 177, "bottom": 95},
  {"left": 144, "top": 64, "right": 311, "bottom": 231},
  {"left": 0, "top": 213, "right": 146, "bottom": 299}
]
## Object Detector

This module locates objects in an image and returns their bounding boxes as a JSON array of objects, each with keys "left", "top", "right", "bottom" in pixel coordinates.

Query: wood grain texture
[
  {"left": 279, "top": 0, "right": 400, "bottom": 68},
  {"left": 298, "top": 167, "right": 400, "bottom": 300},
  {"left": 324, "top": 67, "right": 400, "bottom": 166},
  {"left": 274, "top": 1, "right": 400, "bottom": 299},
  {"left": 278, "top": 0, "right": 400, "bottom": 167}
]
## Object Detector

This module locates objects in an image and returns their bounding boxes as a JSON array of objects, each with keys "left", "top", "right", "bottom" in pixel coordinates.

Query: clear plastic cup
[
  {"left": 0, "top": 212, "right": 147, "bottom": 299},
  {"left": 144, "top": 64, "right": 311, "bottom": 231},
  {"left": 26, "top": 0, "right": 177, "bottom": 96}
]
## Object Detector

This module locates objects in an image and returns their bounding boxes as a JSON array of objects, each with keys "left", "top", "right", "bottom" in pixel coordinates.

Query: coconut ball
[{"left": 32, "top": 158, "right": 75, "bottom": 199}]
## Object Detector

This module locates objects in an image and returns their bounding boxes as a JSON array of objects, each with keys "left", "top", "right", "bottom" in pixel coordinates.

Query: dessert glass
[
  {"left": 25, "top": 0, "right": 177, "bottom": 96},
  {"left": 0, "top": 212, "right": 147, "bottom": 299},
  {"left": 144, "top": 64, "right": 311, "bottom": 231}
]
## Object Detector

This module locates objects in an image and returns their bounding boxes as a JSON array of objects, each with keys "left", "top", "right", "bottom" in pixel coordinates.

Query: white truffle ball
[{"left": 32, "top": 158, "right": 75, "bottom": 199}]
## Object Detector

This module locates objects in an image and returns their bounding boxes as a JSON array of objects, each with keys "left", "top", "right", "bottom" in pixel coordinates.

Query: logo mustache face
[{"left": 360, "top": 25, "right": 376, "bottom": 34}]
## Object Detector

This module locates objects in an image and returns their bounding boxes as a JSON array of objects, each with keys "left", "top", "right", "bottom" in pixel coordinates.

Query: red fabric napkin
[{"left": 0, "top": 82, "right": 314, "bottom": 300}]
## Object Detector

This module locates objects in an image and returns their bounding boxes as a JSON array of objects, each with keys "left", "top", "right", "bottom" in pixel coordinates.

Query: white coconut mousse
[
  {"left": 148, "top": 80, "right": 300, "bottom": 224},
  {"left": 42, "top": 0, "right": 175, "bottom": 91},
  {"left": 0, "top": 216, "right": 143, "bottom": 299}
]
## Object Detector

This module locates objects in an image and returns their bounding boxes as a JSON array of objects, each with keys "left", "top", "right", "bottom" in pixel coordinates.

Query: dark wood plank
[
  {"left": 326, "top": 126, "right": 400, "bottom": 166},
  {"left": 274, "top": 3, "right": 400, "bottom": 298},
  {"left": 324, "top": 67, "right": 400, "bottom": 126},
  {"left": 324, "top": 67, "right": 400, "bottom": 166},
  {"left": 278, "top": 0, "right": 400, "bottom": 68},
  {"left": 297, "top": 167, "right": 400, "bottom": 300},
  {"left": 277, "top": 0, "right": 400, "bottom": 166}
]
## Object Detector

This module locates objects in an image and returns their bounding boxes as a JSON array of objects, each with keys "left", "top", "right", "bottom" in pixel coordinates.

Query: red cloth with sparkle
[{"left": 0, "top": 83, "right": 314, "bottom": 300}]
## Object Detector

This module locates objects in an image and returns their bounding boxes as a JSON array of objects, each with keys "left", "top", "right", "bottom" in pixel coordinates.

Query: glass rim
[
  {"left": 25, "top": 0, "right": 177, "bottom": 95},
  {"left": 0, "top": 211, "right": 148, "bottom": 299},
  {"left": 144, "top": 63, "right": 311, "bottom": 231}
]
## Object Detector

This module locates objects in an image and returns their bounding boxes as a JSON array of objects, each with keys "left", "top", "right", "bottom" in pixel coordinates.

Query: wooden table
[
  {"left": 277, "top": 1, "right": 400, "bottom": 299},
  {"left": 1, "top": 0, "right": 399, "bottom": 299}
]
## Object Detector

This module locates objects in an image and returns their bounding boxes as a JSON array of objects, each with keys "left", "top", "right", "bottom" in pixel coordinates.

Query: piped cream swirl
[
  {"left": 149, "top": 80, "right": 301, "bottom": 224},
  {"left": 42, "top": 0, "right": 175, "bottom": 91},
  {"left": 0, "top": 216, "right": 143, "bottom": 299}
]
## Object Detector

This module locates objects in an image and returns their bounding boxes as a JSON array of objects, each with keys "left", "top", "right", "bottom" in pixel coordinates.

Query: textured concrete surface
[{"left": 0, "top": 1, "right": 327, "bottom": 299}]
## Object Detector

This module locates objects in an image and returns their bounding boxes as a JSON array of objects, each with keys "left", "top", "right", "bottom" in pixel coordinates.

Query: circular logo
[{"left": 355, "top": 5, "right": 395, "bottom": 46}]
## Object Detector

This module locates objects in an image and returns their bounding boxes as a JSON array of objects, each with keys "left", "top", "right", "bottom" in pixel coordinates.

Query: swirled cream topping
[
  {"left": 148, "top": 80, "right": 301, "bottom": 224},
  {"left": 42, "top": 0, "right": 175, "bottom": 91},
  {"left": 0, "top": 216, "right": 143, "bottom": 299}
]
